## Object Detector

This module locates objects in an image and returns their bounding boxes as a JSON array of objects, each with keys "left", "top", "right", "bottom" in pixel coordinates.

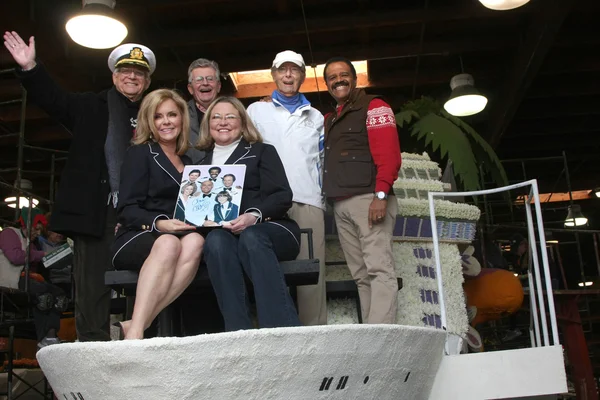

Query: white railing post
[
  {"left": 427, "top": 179, "right": 559, "bottom": 348},
  {"left": 525, "top": 193, "right": 549, "bottom": 346},
  {"left": 530, "top": 181, "right": 560, "bottom": 345}
]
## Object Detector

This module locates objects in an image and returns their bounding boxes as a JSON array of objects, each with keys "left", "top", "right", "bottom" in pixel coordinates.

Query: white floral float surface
[
  {"left": 326, "top": 152, "right": 476, "bottom": 336},
  {"left": 37, "top": 325, "right": 447, "bottom": 400}
]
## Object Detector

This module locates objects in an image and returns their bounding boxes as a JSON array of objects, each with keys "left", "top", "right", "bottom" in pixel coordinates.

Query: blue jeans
[{"left": 203, "top": 221, "right": 301, "bottom": 331}]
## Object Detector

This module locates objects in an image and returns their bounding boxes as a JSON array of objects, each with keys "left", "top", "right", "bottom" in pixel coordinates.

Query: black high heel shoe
[{"left": 112, "top": 322, "right": 125, "bottom": 340}]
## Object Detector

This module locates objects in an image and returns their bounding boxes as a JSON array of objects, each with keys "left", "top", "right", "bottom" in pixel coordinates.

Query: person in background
[
  {"left": 110, "top": 89, "right": 204, "bottom": 340},
  {"left": 196, "top": 96, "right": 301, "bottom": 331},
  {"left": 186, "top": 58, "right": 221, "bottom": 162},
  {"left": 3, "top": 31, "right": 156, "bottom": 342},
  {"left": 0, "top": 208, "right": 66, "bottom": 348},
  {"left": 38, "top": 215, "right": 73, "bottom": 293},
  {"left": 247, "top": 50, "right": 327, "bottom": 326}
]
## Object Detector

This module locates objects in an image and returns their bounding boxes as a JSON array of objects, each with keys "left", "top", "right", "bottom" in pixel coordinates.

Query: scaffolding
[{"left": 0, "top": 68, "right": 65, "bottom": 400}]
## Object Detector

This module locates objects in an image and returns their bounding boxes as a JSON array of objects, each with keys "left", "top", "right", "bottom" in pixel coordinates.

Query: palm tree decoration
[{"left": 396, "top": 96, "right": 508, "bottom": 192}]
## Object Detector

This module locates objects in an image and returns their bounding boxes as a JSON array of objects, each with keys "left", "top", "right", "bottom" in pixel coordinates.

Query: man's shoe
[{"left": 37, "top": 337, "right": 61, "bottom": 349}]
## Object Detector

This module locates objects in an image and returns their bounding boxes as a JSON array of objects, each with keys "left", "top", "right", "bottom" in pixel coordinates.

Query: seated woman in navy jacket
[
  {"left": 196, "top": 96, "right": 301, "bottom": 331},
  {"left": 110, "top": 89, "right": 204, "bottom": 339}
]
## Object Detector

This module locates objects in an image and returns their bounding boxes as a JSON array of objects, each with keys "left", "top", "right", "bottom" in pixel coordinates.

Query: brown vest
[{"left": 323, "top": 89, "right": 380, "bottom": 199}]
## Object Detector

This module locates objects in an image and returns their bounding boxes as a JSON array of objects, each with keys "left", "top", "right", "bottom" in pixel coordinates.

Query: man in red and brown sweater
[{"left": 322, "top": 57, "right": 401, "bottom": 324}]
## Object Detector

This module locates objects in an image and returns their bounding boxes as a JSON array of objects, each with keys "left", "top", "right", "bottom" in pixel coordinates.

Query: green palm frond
[
  {"left": 396, "top": 110, "right": 419, "bottom": 129},
  {"left": 395, "top": 96, "right": 509, "bottom": 194},
  {"left": 442, "top": 110, "right": 509, "bottom": 189},
  {"left": 411, "top": 113, "right": 480, "bottom": 191}
]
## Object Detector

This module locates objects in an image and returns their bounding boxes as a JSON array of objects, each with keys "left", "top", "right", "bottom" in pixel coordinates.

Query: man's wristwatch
[{"left": 375, "top": 191, "right": 388, "bottom": 200}]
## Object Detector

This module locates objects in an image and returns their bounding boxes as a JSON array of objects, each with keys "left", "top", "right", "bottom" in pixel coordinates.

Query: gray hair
[{"left": 187, "top": 58, "right": 221, "bottom": 83}]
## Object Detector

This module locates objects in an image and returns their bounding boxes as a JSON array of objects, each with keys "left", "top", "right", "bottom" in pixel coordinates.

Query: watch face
[{"left": 377, "top": 192, "right": 386, "bottom": 200}]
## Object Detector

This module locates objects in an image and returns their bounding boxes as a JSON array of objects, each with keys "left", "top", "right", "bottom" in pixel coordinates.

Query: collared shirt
[{"left": 248, "top": 100, "right": 325, "bottom": 210}]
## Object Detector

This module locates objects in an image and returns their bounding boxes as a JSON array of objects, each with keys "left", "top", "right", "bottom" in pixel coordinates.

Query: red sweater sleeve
[{"left": 366, "top": 99, "right": 402, "bottom": 193}]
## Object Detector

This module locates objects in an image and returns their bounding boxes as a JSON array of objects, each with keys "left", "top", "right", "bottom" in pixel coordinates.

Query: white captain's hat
[{"left": 108, "top": 43, "right": 156, "bottom": 75}]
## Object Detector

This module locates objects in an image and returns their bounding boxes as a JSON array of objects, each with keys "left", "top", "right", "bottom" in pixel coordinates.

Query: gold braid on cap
[{"left": 115, "top": 47, "right": 150, "bottom": 71}]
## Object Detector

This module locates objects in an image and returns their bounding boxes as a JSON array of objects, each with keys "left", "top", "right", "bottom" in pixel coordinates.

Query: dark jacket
[
  {"left": 186, "top": 99, "right": 206, "bottom": 163},
  {"left": 197, "top": 139, "right": 296, "bottom": 227},
  {"left": 114, "top": 142, "right": 191, "bottom": 240},
  {"left": 323, "top": 89, "right": 380, "bottom": 199},
  {"left": 16, "top": 64, "right": 129, "bottom": 238},
  {"left": 213, "top": 202, "right": 239, "bottom": 224}
]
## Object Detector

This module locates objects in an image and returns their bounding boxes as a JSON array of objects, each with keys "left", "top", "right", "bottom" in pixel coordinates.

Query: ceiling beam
[
  {"left": 486, "top": 0, "right": 575, "bottom": 148},
  {"left": 514, "top": 99, "right": 600, "bottom": 121},
  {"left": 126, "top": 5, "right": 524, "bottom": 50}
]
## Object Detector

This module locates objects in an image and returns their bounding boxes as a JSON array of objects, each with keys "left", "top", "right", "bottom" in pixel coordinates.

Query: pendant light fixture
[
  {"left": 443, "top": 73, "right": 488, "bottom": 117},
  {"left": 564, "top": 204, "right": 588, "bottom": 227},
  {"left": 478, "top": 0, "right": 531, "bottom": 11},
  {"left": 4, "top": 179, "right": 39, "bottom": 209},
  {"left": 66, "top": 0, "right": 128, "bottom": 49}
]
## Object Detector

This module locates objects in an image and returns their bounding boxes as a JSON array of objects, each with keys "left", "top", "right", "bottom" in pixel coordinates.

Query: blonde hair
[
  {"left": 133, "top": 89, "right": 190, "bottom": 155},
  {"left": 180, "top": 182, "right": 197, "bottom": 195},
  {"left": 197, "top": 96, "right": 262, "bottom": 150}
]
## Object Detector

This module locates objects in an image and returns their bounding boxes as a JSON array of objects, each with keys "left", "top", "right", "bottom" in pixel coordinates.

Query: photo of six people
[{"left": 174, "top": 165, "right": 246, "bottom": 227}]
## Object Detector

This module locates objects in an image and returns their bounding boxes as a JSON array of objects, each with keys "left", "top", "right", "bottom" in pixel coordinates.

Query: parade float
[{"left": 36, "top": 154, "right": 566, "bottom": 399}]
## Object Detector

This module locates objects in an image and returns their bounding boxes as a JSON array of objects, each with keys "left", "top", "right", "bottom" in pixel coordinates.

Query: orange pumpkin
[{"left": 464, "top": 269, "right": 524, "bottom": 326}]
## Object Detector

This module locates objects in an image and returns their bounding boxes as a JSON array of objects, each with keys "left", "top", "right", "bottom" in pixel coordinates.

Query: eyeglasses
[
  {"left": 190, "top": 75, "right": 218, "bottom": 84},
  {"left": 117, "top": 68, "right": 146, "bottom": 78},
  {"left": 211, "top": 114, "right": 239, "bottom": 122},
  {"left": 276, "top": 66, "right": 303, "bottom": 75}
]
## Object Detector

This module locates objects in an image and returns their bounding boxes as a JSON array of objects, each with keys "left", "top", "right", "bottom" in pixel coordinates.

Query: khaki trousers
[
  {"left": 333, "top": 194, "right": 398, "bottom": 324},
  {"left": 288, "top": 202, "right": 327, "bottom": 325}
]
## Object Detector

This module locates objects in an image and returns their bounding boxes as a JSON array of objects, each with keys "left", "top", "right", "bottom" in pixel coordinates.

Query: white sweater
[{"left": 248, "top": 100, "right": 325, "bottom": 210}]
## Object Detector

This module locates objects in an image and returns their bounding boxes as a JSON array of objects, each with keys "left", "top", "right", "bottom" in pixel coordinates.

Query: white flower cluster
[
  {"left": 401, "top": 152, "right": 431, "bottom": 161},
  {"left": 393, "top": 178, "right": 445, "bottom": 193},
  {"left": 400, "top": 158, "right": 441, "bottom": 175},
  {"left": 397, "top": 198, "right": 481, "bottom": 221},
  {"left": 325, "top": 238, "right": 346, "bottom": 264},
  {"left": 326, "top": 264, "right": 353, "bottom": 281},
  {"left": 327, "top": 298, "right": 359, "bottom": 325},
  {"left": 393, "top": 242, "right": 468, "bottom": 335}
]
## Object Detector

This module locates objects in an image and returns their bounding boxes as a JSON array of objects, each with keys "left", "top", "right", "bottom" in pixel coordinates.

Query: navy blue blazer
[
  {"left": 115, "top": 142, "right": 191, "bottom": 239},
  {"left": 213, "top": 202, "right": 239, "bottom": 224},
  {"left": 197, "top": 139, "right": 300, "bottom": 243}
]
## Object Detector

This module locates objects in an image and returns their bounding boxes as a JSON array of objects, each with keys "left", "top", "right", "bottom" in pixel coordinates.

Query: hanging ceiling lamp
[
  {"left": 66, "top": 0, "right": 128, "bottom": 49},
  {"left": 443, "top": 73, "right": 488, "bottom": 117},
  {"left": 478, "top": 0, "right": 530, "bottom": 11},
  {"left": 564, "top": 204, "right": 588, "bottom": 227},
  {"left": 592, "top": 187, "right": 600, "bottom": 198},
  {"left": 4, "top": 179, "right": 39, "bottom": 209}
]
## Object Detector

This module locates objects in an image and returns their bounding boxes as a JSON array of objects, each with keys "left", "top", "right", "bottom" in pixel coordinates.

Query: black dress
[{"left": 111, "top": 142, "right": 191, "bottom": 270}]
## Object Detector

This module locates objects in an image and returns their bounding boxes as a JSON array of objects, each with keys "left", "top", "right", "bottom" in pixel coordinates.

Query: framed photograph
[{"left": 173, "top": 164, "right": 247, "bottom": 228}]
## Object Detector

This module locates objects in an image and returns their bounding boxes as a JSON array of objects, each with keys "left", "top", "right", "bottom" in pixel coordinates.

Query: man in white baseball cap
[
  {"left": 3, "top": 31, "right": 156, "bottom": 342},
  {"left": 247, "top": 50, "right": 327, "bottom": 326}
]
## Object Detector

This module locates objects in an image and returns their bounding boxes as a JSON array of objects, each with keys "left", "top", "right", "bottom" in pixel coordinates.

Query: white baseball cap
[{"left": 272, "top": 50, "right": 305, "bottom": 68}]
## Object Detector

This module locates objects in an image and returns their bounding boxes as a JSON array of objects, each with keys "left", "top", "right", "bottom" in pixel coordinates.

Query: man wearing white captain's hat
[{"left": 3, "top": 31, "right": 156, "bottom": 342}]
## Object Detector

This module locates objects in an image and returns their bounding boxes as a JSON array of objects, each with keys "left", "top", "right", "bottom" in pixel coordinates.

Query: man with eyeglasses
[
  {"left": 247, "top": 50, "right": 327, "bottom": 326},
  {"left": 186, "top": 58, "right": 222, "bottom": 161},
  {"left": 3, "top": 31, "right": 155, "bottom": 342}
]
